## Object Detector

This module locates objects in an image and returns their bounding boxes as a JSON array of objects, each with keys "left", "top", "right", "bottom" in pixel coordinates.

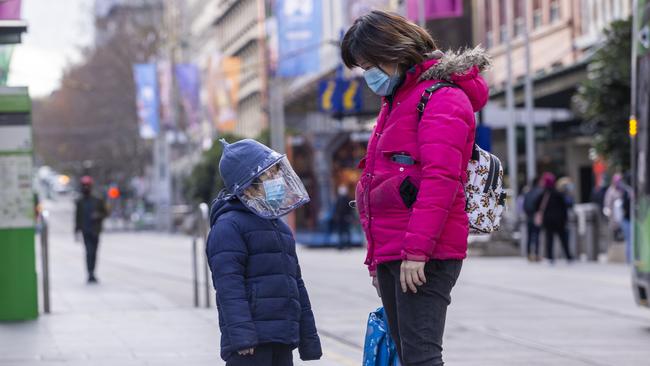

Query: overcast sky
[{"left": 8, "top": 0, "right": 95, "bottom": 98}]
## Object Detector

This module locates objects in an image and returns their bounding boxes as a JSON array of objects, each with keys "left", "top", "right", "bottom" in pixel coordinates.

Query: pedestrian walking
[
  {"left": 74, "top": 176, "right": 108, "bottom": 284},
  {"left": 523, "top": 176, "right": 543, "bottom": 262},
  {"left": 619, "top": 173, "right": 633, "bottom": 263},
  {"left": 332, "top": 185, "right": 354, "bottom": 249},
  {"left": 206, "top": 139, "right": 322, "bottom": 365},
  {"left": 536, "top": 173, "right": 573, "bottom": 264},
  {"left": 341, "top": 10, "right": 490, "bottom": 365},
  {"left": 604, "top": 173, "right": 624, "bottom": 240}
]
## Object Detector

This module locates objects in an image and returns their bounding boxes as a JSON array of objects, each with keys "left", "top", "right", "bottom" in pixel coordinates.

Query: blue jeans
[
  {"left": 377, "top": 260, "right": 462, "bottom": 366},
  {"left": 622, "top": 219, "right": 632, "bottom": 263}
]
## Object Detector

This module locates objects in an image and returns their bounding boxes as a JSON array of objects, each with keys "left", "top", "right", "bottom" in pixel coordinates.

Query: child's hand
[{"left": 238, "top": 348, "right": 255, "bottom": 356}]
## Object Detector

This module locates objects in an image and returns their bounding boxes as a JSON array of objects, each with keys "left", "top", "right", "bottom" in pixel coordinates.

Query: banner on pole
[
  {"left": 319, "top": 78, "right": 363, "bottom": 114},
  {"left": 406, "top": 0, "right": 463, "bottom": 22},
  {"left": 0, "top": 0, "right": 21, "bottom": 20},
  {"left": 133, "top": 63, "right": 159, "bottom": 139},
  {"left": 276, "top": 0, "right": 322, "bottom": 77},
  {"left": 175, "top": 64, "right": 201, "bottom": 131},
  {"left": 207, "top": 54, "right": 240, "bottom": 133}
]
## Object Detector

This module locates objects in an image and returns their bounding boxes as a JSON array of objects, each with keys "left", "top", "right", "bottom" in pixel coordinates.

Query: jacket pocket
[{"left": 399, "top": 177, "right": 419, "bottom": 208}]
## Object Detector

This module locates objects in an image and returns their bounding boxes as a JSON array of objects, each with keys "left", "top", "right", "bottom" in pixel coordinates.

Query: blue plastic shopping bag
[{"left": 363, "top": 307, "right": 400, "bottom": 366}]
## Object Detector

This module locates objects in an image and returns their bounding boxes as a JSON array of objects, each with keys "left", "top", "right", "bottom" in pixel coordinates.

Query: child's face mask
[
  {"left": 238, "top": 157, "right": 310, "bottom": 219},
  {"left": 263, "top": 177, "right": 286, "bottom": 206}
]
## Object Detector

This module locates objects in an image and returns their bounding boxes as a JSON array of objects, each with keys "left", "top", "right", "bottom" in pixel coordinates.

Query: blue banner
[
  {"left": 133, "top": 64, "right": 159, "bottom": 139},
  {"left": 319, "top": 78, "right": 363, "bottom": 114},
  {"left": 175, "top": 64, "right": 201, "bottom": 130},
  {"left": 276, "top": 0, "right": 322, "bottom": 77}
]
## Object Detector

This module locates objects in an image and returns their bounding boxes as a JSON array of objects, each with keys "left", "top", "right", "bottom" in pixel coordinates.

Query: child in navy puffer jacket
[{"left": 207, "top": 139, "right": 322, "bottom": 365}]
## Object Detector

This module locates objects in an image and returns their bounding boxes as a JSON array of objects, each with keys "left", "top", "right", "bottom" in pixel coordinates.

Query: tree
[
  {"left": 573, "top": 18, "right": 632, "bottom": 170},
  {"left": 32, "top": 4, "right": 163, "bottom": 188}
]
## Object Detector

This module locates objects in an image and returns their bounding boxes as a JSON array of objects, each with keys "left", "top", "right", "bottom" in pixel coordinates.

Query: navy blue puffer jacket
[{"left": 207, "top": 198, "right": 322, "bottom": 361}]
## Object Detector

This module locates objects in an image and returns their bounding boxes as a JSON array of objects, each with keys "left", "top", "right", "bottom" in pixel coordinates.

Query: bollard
[
  {"left": 584, "top": 205, "right": 600, "bottom": 261},
  {"left": 191, "top": 234, "right": 199, "bottom": 308},
  {"left": 568, "top": 210, "right": 578, "bottom": 260},
  {"left": 40, "top": 211, "right": 51, "bottom": 314},
  {"left": 199, "top": 203, "right": 211, "bottom": 308}
]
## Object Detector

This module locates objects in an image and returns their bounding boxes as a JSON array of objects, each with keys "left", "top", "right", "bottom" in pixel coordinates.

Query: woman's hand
[
  {"left": 400, "top": 260, "right": 426, "bottom": 293},
  {"left": 372, "top": 276, "right": 381, "bottom": 297},
  {"left": 238, "top": 348, "right": 255, "bottom": 356}
]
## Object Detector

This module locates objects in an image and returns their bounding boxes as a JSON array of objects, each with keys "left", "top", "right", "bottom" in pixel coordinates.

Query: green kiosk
[
  {"left": 0, "top": 87, "right": 37, "bottom": 321},
  {"left": 0, "top": 14, "right": 37, "bottom": 321}
]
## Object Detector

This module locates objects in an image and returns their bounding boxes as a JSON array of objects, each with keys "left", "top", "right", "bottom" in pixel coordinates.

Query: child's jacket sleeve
[
  {"left": 207, "top": 219, "right": 258, "bottom": 351},
  {"left": 296, "top": 263, "right": 322, "bottom": 361}
]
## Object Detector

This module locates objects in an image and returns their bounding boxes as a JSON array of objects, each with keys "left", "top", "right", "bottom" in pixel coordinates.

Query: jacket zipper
[
  {"left": 365, "top": 97, "right": 395, "bottom": 268},
  {"left": 271, "top": 220, "right": 294, "bottom": 298}
]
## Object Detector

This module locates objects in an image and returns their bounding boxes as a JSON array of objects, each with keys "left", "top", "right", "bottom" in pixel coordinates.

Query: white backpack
[{"left": 418, "top": 83, "right": 507, "bottom": 233}]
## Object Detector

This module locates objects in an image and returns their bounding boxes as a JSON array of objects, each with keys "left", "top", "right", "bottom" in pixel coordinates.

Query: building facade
[
  {"left": 211, "top": 0, "right": 267, "bottom": 138},
  {"left": 472, "top": 0, "right": 632, "bottom": 201}
]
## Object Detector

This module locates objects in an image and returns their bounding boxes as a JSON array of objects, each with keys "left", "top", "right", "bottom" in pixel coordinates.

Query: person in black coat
[
  {"left": 74, "top": 176, "right": 108, "bottom": 283},
  {"left": 523, "top": 176, "right": 543, "bottom": 261},
  {"left": 536, "top": 173, "right": 573, "bottom": 263},
  {"left": 206, "top": 139, "right": 322, "bottom": 365}
]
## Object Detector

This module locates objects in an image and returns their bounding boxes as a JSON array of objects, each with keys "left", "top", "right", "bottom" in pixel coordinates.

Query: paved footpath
[{"left": 1, "top": 198, "right": 650, "bottom": 366}]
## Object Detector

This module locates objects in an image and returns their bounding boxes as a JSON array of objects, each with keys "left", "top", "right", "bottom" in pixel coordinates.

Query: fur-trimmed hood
[{"left": 419, "top": 46, "right": 491, "bottom": 82}]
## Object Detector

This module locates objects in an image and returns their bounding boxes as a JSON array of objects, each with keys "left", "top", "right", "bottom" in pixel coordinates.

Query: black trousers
[
  {"left": 377, "top": 260, "right": 462, "bottom": 366},
  {"left": 226, "top": 343, "right": 293, "bottom": 366},
  {"left": 82, "top": 232, "right": 100, "bottom": 277},
  {"left": 544, "top": 226, "right": 573, "bottom": 262}
]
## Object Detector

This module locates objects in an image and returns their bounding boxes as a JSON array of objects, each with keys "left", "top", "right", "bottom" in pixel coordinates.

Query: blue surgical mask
[
  {"left": 263, "top": 177, "right": 286, "bottom": 206},
  {"left": 363, "top": 67, "right": 401, "bottom": 96}
]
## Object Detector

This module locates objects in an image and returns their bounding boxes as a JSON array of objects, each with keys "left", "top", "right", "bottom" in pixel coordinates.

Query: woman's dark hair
[{"left": 341, "top": 10, "right": 437, "bottom": 70}]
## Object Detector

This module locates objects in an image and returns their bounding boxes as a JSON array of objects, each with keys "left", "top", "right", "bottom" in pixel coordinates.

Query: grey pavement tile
[{"left": 12, "top": 199, "right": 650, "bottom": 366}]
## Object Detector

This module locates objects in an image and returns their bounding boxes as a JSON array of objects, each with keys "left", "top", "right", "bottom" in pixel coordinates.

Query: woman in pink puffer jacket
[{"left": 341, "top": 10, "right": 490, "bottom": 366}]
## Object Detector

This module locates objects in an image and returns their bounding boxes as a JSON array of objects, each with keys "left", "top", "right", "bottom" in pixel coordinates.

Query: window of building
[
  {"left": 533, "top": 0, "right": 542, "bottom": 29},
  {"left": 550, "top": 0, "right": 560, "bottom": 22},
  {"left": 514, "top": 0, "right": 525, "bottom": 37},
  {"left": 499, "top": 0, "right": 508, "bottom": 43}
]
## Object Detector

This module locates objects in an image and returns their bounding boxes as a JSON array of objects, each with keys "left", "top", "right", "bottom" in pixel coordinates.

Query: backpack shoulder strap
[{"left": 416, "top": 82, "right": 459, "bottom": 122}]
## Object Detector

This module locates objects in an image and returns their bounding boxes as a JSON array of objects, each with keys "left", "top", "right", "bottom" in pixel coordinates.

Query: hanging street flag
[
  {"left": 407, "top": 0, "right": 463, "bottom": 22},
  {"left": 319, "top": 78, "right": 363, "bottom": 115},
  {"left": 0, "top": 0, "right": 21, "bottom": 20},
  {"left": 175, "top": 63, "right": 201, "bottom": 131},
  {"left": 157, "top": 61, "right": 174, "bottom": 129},
  {"left": 206, "top": 53, "right": 240, "bottom": 133},
  {"left": 276, "top": 0, "right": 322, "bottom": 77},
  {"left": 133, "top": 63, "right": 159, "bottom": 139}
]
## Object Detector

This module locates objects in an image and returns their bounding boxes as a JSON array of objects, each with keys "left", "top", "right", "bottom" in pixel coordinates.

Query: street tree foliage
[
  {"left": 573, "top": 18, "right": 632, "bottom": 170},
  {"left": 32, "top": 7, "right": 163, "bottom": 188}
]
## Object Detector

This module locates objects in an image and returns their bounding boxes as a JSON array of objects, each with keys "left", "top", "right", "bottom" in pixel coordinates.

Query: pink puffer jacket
[{"left": 356, "top": 48, "right": 490, "bottom": 274}]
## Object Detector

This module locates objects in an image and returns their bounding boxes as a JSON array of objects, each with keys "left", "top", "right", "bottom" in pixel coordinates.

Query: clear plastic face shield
[{"left": 236, "top": 157, "right": 310, "bottom": 219}]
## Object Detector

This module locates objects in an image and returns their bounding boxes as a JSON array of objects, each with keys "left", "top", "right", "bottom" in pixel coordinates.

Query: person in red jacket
[{"left": 341, "top": 10, "right": 490, "bottom": 365}]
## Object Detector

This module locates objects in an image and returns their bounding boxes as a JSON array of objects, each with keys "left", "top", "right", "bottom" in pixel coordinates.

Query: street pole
[
  {"left": 630, "top": 0, "right": 639, "bottom": 260},
  {"left": 264, "top": 0, "right": 285, "bottom": 154},
  {"left": 523, "top": 0, "right": 536, "bottom": 184},
  {"left": 155, "top": 0, "right": 181, "bottom": 232},
  {"left": 505, "top": 0, "right": 519, "bottom": 210},
  {"left": 269, "top": 77, "right": 286, "bottom": 154},
  {"left": 418, "top": 0, "right": 426, "bottom": 27}
]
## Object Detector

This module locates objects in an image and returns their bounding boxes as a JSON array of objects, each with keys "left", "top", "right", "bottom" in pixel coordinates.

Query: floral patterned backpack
[{"left": 417, "top": 82, "right": 507, "bottom": 233}]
